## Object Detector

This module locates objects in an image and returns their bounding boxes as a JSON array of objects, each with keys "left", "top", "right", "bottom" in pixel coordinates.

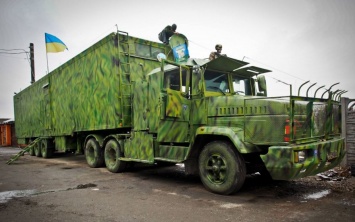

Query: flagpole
[
  {"left": 44, "top": 33, "right": 68, "bottom": 74},
  {"left": 46, "top": 52, "right": 49, "bottom": 74}
]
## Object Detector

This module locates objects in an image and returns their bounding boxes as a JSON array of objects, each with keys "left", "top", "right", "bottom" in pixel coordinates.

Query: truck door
[{"left": 158, "top": 66, "right": 191, "bottom": 143}]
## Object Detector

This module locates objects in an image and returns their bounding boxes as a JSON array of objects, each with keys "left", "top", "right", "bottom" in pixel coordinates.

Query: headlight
[{"left": 294, "top": 151, "right": 306, "bottom": 163}]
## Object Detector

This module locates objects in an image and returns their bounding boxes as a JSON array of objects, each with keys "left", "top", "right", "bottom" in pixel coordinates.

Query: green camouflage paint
[
  {"left": 14, "top": 31, "right": 345, "bottom": 192},
  {"left": 14, "top": 32, "right": 172, "bottom": 148},
  {"left": 260, "top": 137, "right": 345, "bottom": 180}
]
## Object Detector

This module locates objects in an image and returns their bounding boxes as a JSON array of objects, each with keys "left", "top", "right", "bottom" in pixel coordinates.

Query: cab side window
[{"left": 164, "top": 69, "right": 180, "bottom": 91}]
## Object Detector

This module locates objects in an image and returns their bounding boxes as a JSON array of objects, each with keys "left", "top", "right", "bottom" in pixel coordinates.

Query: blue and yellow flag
[{"left": 45, "top": 33, "right": 68, "bottom": 53}]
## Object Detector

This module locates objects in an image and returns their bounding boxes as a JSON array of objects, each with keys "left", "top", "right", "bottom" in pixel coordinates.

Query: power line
[
  {"left": 0, "top": 48, "right": 29, "bottom": 51},
  {"left": 0, "top": 51, "right": 28, "bottom": 55},
  {"left": 243, "top": 56, "right": 306, "bottom": 82},
  {"left": 0, "top": 48, "right": 30, "bottom": 65}
]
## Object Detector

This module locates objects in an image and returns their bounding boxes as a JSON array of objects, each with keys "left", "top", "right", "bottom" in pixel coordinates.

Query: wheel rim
[{"left": 204, "top": 153, "right": 227, "bottom": 184}]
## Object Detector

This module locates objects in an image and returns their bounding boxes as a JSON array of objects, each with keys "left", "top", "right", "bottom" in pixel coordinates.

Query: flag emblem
[{"left": 45, "top": 33, "right": 68, "bottom": 53}]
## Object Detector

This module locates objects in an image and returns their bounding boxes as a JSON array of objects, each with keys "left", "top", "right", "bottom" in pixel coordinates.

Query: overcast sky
[{"left": 1, "top": 0, "right": 355, "bottom": 118}]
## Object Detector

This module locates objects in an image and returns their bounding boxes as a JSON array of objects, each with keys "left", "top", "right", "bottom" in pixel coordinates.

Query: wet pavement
[{"left": 0, "top": 146, "right": 354, "bottom": 222}]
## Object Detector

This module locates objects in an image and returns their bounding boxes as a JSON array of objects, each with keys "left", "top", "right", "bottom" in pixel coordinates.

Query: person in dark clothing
[
  {"left": 209, "top": 44, "right": 226, "bottom": 60},
  {"left": 158, "top": 24, "right": 178, "bottom": 44}
]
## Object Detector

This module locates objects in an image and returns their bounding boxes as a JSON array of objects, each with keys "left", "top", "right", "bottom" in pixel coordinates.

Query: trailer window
[{"left": 135, "top": 43, "right": 164, "bottom": 59}]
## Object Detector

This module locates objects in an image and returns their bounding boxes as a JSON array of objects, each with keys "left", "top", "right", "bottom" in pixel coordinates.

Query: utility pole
[{"left": 30, "top": 43, "right": 35, "bottom": 84}]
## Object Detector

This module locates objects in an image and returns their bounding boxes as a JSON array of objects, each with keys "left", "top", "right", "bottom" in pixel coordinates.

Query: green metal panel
[
  {"left": 14, "top": 32, "right": 173, "bottom": 140},
  {"left": 49, "top": 33, "right": 121, "bottom": 134},
  {"left": 147, "top": 71, "right": 162, "bottom": 133},
  {"left": 54, "top": 136, "right": 76, "bottom": 152},
  {"left": 158, "top": 89, "right": 190, "bottom": 143},
  {"left": 123, "top": 131, "right": 154, "bottom": 162},
  {"left": 260, "top": 137, "right": 345, "bottom": 180},
  {"left": 205, "top": 56, "right": 249, "bottom": 73},
  {"left": 133, "top": 80, "right": 148, "bottom": 131},
  {"left": 155, "top": 145, "right": 188, "bottom": 161},
  {"left": 14, "top": 76, "right": 49, "bottom": 138}
]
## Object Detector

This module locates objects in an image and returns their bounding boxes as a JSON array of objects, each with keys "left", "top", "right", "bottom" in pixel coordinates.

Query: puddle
[
  {"left": 0, "top": 183, "right": 98, "bottom": 204},
  {"left": 0, "top": 148, "right": 22, "bottom": 155},
  {"left": 303, "top": 190, "right": 331, "bottom": 200},
  {"left": 220, "top": 203, "right": 243, "bottom": 209},
  {"left": 176, "top": 163, "right": 184, "bottom": 168},
  {"left": 0, "top": 190, "right": 37, "bottom": 203}
]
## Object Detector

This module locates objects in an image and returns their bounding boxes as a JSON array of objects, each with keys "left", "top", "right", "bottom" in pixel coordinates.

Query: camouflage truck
[{"left": 13, "top": 31, "right": 345, "bottom": 195}]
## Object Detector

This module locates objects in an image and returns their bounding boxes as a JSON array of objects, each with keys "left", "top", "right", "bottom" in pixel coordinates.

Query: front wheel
[{"left": 198, "top": 141, "right": 246, "bottom": 195}]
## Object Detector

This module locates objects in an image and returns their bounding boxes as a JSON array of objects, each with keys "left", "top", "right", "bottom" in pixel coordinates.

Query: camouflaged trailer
[{"left": 13, "top": 31, "right": 345, "bottom": 195}]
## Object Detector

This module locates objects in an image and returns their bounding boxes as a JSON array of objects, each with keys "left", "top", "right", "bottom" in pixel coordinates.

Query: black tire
[
  {"left": 34, "top": 142, "right": 42, "bottom": 157},
  {"left": 41, "top": 139, "right": 54, "bottom": 158},
  {"left": 104, "top": 139, "right": 126, "bottom": 173},
  {"left": 27, "top": 139, "right": 35, "bottom": 156},
  {"left": 85, "top": 138, "right": 104, "bottom": 168},
  {"left": 29, "top": 146, "right": 35, "bottom": 156},
  {"left": 198, "top": 141, "right": 246, "bottom": 195}
]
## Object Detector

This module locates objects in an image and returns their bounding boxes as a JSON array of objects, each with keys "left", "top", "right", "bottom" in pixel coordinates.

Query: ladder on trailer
[
  {"left": 6, "top": 138, "right": 42, "bottom": 165},
  {"left": 117, "top": 30, "right": 133, "bottom": 126}
]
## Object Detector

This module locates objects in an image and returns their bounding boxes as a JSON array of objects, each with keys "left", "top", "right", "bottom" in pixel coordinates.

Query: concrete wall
[{"left": 341, "top": 97, "right": 355, "bottom": 167}]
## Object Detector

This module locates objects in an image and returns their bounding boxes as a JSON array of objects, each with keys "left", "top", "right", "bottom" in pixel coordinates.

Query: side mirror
[{"left": 257, "top": 75, "right": 267, "bottom": 96}]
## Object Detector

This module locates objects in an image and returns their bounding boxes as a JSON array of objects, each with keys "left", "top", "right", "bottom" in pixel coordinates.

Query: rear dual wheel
[
  {"left": 41, "top": 139, "right": 54, "bottom": 158},
  {"left": 104, "top": 139, "right": 126, "bottom": 173},
  {"left": 85, "top": 138, "right": 104, "bottom": 168},
  {"left": 84, "top": 138, "right": 126, "bottom": 172},
  {"left": 199, "top": 141, "right": 246, "bottom": 195},
  {"left": 29, "top": 143, "right": 35, "bottom": 156},
  {"left": 34, "top": 142, "right": 41, "bottom": 157}
]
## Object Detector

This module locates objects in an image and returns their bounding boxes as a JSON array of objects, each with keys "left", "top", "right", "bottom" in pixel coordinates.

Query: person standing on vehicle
[
  {"left": 158, "top": 24, "right": 178, "bottom": 44},
  {"left": 209, "top": 44, "right": 226, "bottom": 60}
]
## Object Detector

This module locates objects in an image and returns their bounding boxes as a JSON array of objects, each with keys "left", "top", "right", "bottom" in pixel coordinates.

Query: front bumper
[{"left": 260, "top": 137, "right": 345, "bottom": 180}]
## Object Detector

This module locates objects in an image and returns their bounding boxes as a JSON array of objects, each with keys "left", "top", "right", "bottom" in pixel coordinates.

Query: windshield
[
  {"left": 232, "top": 75, "right": 248, "bottom": 95},
  {"left": 204, "top": 70, "right": 230, "bottom": 93},
  {"left": 204, "top": 70, "right": 255, "bottom": 96}
]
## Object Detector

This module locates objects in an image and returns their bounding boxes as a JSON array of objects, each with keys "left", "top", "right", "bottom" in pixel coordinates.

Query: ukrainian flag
[{"left": 45, "top": 33, "right": 68, "bottom": 53}]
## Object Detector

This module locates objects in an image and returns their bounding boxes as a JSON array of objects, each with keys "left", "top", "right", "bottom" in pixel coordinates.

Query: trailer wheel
[
  {"left": 198, "top": 141, "right": 246, "bottom": 195},
  {"left": 34, "top": 142, "right": 42, "bottom": 157},
  {"left": 41, "top": 140, "right": 54, "bottom": 158},
  {"left": 104, "top": 139, "right": 126, "bottom": 173},
  {"left": 29, "top": 146, "right": 35, "bottom": 156},
  {"left": 85, "top": 138, "right": 104, "bottom": 168}
]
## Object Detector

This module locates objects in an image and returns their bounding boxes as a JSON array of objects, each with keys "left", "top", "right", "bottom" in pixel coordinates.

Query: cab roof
[{"left": 148, "top": 56, "right": 271, "bottom": 78}]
